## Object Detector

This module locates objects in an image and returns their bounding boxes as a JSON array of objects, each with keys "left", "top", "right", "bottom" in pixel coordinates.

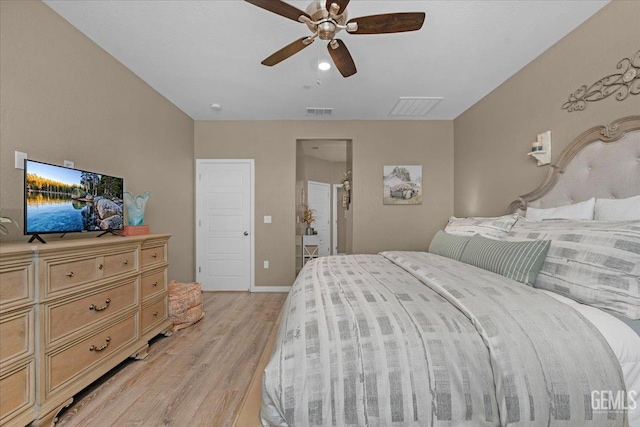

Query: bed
[{"left": 235, "top": 116, "right": 640, "bottom": 427}]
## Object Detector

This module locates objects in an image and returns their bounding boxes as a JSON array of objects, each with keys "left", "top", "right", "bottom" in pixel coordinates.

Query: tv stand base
[
  {"left": 27, "top": 234, "right": 46, "bottom": 244},
  {"left": 97, "top": 229, "right": 123, "bottom": 238}
]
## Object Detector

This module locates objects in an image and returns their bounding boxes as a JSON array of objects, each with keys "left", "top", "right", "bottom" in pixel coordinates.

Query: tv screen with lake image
[{"left": 25, "top": 160, "right": 124, "bottom": 234}]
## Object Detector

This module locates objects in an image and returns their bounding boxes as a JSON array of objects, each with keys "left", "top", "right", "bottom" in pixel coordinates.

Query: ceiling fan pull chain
[{"left": 317, "top": 41, "right": 321, "bottom": 85}]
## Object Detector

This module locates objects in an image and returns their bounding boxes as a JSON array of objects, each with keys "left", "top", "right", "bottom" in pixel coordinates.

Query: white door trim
[
  {"left": 195, "top": 159, "right": 255, "bottom": 292},
  {"left": 332, "top": 184, "right": 343, "bottom": 255}
]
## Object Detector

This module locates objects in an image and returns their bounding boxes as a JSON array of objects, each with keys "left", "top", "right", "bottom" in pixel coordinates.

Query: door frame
[
  {"left": 195, "top": 159, "right": 255, "bottom": 292},
  {"left": 307, "top": 180, "right": 331, "bottom": 256},
  {"left": 332, "top": 184, "right": 344, "bottom": 255}
]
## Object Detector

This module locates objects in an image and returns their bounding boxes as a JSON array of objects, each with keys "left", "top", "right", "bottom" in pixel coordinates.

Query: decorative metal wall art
[{"left": 562, "top": 50, "right": 640, "bottom": 112}]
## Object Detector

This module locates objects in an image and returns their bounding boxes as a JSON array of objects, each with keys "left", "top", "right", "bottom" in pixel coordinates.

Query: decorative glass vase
[{"left": 123, "top": 191, "right": 151, "bottom": 226}]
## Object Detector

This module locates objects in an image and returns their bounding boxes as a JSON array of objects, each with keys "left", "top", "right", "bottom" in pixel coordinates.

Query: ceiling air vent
[
  {"left": 389, "top": 97, "right": 443, "bottom": 117},
  {"left": 306, "top": 107, "right": 333, "bottom": 117}
]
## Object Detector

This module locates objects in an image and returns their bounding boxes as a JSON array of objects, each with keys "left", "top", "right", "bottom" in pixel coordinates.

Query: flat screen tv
[{"left": 24, "top": 160, "right": 124, "bottom": 243}]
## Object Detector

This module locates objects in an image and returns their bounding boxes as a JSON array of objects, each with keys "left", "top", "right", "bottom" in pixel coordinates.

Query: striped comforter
[{"left": 261, "top": 252, "right": 627, "bottom": 426}]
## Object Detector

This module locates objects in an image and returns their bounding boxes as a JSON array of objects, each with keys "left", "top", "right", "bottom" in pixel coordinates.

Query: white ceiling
[{"left": 43, "top": 0, "right": 609, "bottom": 121}]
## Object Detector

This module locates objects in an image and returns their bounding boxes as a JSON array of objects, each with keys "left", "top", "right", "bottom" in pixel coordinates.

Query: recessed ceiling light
[
  {"left": 210, "top": 103, "right": 222, "bottom": 112},
  {"left": 318, "top": 61, "right": 331, "bottom": 71}
]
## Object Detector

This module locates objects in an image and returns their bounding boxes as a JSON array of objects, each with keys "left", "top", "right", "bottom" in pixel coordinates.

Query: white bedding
[{"left": 541, "top": 290, "right": 640, "bottom": 426}]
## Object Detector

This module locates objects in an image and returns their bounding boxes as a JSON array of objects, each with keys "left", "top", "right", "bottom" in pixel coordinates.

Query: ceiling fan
[{"left": 244, "top": 0, "right": 426, "bottom": 78}]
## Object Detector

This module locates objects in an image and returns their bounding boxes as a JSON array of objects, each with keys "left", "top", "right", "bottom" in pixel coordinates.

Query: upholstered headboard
[{"left": 507, "top": 115, "right": 640, "bottom": 214}]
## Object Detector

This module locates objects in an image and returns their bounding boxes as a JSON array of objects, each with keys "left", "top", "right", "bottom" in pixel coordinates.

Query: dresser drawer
[
  {"left": 47, "top": 280, "right": 138, "bottom": 345},
  {"left": 141, "top": 297, "right": 167, "bottom": 334},
  {"left": 0, "top": 261, "right": 34, "bottom": 309},
  {"left": 141, "top": 268, "right": 167, "bottom": 301},
  {"left": 0, "top": 360, "right": 35, "bottom": 423},
  {"left": 103, "top": 249, "right": 137, "bottom": 278},
  {"left": 0, "top": 308, "right": 34, "bottom": 366},
  {"left": 48, "top": 314, "right": 137, "bottom": 394},
  {"left": 141, "top": 245, "right": 166, "bottom": 268},
  {"left": 48, "top": 257, "right": 99, "bottom": 293}
]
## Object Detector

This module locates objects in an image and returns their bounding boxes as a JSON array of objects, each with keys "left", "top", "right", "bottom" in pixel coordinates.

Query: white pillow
[
  {"left": 525, "top": 198, "right": 595, "bottom": 221},
  {"left": 595, "top": 195, "right": 640, "bottom": 221},
  {"left": 444, "top": 214, "right": 519, "bottom": 240}
]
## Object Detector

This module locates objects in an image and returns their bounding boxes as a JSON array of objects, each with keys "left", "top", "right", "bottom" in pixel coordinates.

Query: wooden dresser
[{"left": 0, "top": 234, "right": 172, "bottom": 427}]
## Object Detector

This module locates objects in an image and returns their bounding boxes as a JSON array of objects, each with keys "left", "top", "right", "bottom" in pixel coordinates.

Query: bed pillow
[
  {"left": 525, "top": 198, "right": 595, "bottom": 221},
  {"left": 428, "top": 231, "right": 472, "bottom": 261},
  {"left": 505, "top": 220, "right": 640, "bottom": 319},
  {"left": 595, "top": 195, "right": 640, "bottom": 221},
  {"left": 444, "top": 214, "right": 519, "bottom": 240},
  {"left": 459, "top": 234, "right": 550, "bottom": 286}
]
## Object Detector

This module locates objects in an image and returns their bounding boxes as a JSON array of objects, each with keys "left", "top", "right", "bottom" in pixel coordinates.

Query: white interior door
[
  {"left": 308, "top": 181, "right": 330, "bottom": 256},
  {"left": 196, "top": 160, "right": 254, "bottom": 291},
  {"left": 332, "top": 184, "right": 343, "bottom": 255}
]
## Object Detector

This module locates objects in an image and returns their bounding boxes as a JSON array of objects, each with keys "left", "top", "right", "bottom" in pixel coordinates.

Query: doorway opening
[{"left": 295, "top": 139, "right": 352, "bottom": 274}]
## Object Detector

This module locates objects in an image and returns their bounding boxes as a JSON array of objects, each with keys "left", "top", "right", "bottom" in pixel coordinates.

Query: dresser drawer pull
[
  {"left": 153, "top": 311, "right": 158, "bottom": 317},
  {"left": 99, "top": 264, "right": 103, "bottom": 270},
  {"left": 152, "top": 282, "right": 158, "bottom": 287},
  {"left": 66, "top": 272, "right": 74, "bottom": 277},
  {"left": 89, "top": 337, "right": 111, "bottom": 352},
  {"left": 151, "top": 253, "right": 158, "bottom": 259},
  {"left": 123, "top": 260, "right": 129, "bottom": 265},
  {"left": 89, "top": 298, "right": 111, "bottom": 312}
]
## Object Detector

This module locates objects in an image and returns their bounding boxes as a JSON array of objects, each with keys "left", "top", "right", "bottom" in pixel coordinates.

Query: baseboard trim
[{"left": 251, "top": 286, "right": 291, "bottom": 293}]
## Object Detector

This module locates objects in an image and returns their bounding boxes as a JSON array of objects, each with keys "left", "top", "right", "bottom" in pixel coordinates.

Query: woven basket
[{"left": 168, "top": 281, "right": 204, "bottom": 331}]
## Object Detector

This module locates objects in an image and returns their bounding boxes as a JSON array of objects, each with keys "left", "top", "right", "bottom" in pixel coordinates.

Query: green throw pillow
[
  {"left": 428, "top": 231, "right": 473, "bottom": 261},
  {"left": 460, "top": 234, "right": 550, "bottom": 286}
]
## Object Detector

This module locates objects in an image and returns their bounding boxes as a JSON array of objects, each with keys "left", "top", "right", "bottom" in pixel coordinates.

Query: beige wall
[
  {"left": 0, "top": 1, "right": 195, "bottom": 282},
  {"left": 195, "top": 121, "right": 454, "bottom": 287},
  {"left": 454, "top": 0, "right": 640, "bottom": 217}
]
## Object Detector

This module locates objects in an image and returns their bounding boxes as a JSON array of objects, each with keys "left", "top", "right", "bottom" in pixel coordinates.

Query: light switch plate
[
  {"left": 264, "top": 215, "right": 272, "bottom": 224},
  {"left": 264, "top": 261, "right": 269, "bottom": 269},
  {"left": 64, "top": 160, "right": 74, "bottom": 168},
  {"left": 15, "top": 151, "right": 27, "bottom": 169}
]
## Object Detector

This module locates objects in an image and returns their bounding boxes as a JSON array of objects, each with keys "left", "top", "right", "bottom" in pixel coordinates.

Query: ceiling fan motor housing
[{"left": 305, "top": 0, "right": 348, "bottom": 40}]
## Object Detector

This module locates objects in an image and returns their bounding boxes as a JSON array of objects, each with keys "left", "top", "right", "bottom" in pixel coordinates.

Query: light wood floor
[{"left": 56, "top": 291, "right": 288, "bottom": 427}]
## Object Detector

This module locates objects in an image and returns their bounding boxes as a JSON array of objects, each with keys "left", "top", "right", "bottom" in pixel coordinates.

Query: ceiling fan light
[
  {"left": 318, "top": 61, "right": 331, "bottom": 71},
  {"left": 318, "top": 21, "right": 336, "bottom": 40}
]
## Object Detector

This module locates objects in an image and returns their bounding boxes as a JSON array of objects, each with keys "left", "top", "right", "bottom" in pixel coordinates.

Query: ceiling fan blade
[
  {"left": 348, "top": 12, "right": 426, "bottom": 34},
  {"left": 328, "top": 39, "right": 357, "bottom": 78},
  {"left": 244, "top": 0, "right": 310, "bottom": 23},
  {"left": 325, "top": 0, "right": 350, "bottom": 16},
  {"left": 261, "top": 37, "right": 313, "bottom": 66}
]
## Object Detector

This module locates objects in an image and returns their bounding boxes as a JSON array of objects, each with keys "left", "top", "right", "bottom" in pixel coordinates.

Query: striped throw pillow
[
  {"left": 460, "top": 234, "right": 550, "bottom": 286},
  {"left": 428, "top": 231, "right": 472, "bottom": 261}
]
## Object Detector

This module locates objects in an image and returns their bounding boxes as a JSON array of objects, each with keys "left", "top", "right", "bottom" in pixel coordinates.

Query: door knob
[{"left": 244, "top": 231, "right": 249, "bottom": 236}]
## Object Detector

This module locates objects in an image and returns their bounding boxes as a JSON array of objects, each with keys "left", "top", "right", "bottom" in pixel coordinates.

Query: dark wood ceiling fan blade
[
  {"left": 328, "top": 39, "right": 357, "bottom": 78},
  {"left": 325, "top": 0, "right": 350, "bottom": 15},
  {"left": 348, "top": 12, "right": 426, "bottom": 34},
  {"left": 244, "top": 0, "right": 310, "bottom": 22},
  {"left": 261, "top": 37, "right": 313, "bottom": 66}
]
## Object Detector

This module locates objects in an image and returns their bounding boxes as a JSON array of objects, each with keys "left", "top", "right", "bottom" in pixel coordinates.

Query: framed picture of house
[{"left": 383, "top": 165, "right": 422, "bottom": 205}]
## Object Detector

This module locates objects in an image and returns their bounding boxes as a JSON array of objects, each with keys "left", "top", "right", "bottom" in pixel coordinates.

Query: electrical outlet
[
  {"left": 15, "top": 151, "right": 27, "bottom": 169},
  {"left": 264, "top": 215, "right": 272, "bottom": 224},
  {"left": 64, "top": 160, "right": 74, "bottom": 168},
  {"left": 264, "top": 261, "right": 269, "bottom": 269}
]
